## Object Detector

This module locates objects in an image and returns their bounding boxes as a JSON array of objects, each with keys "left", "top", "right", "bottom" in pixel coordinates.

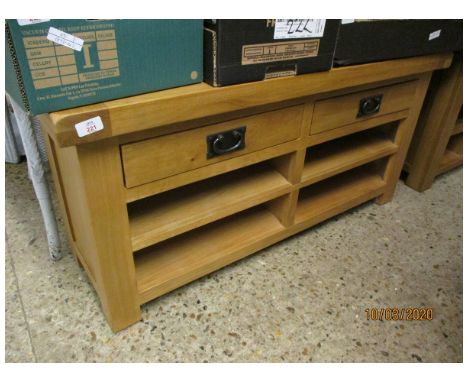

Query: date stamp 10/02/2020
[{"left": 365, "top": 308, "right": 433, "bottom": 321}]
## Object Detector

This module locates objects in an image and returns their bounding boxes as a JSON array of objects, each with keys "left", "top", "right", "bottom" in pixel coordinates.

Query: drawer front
[
  {"left": 122, "top": 105, "right": 303, "bottom": 187},
  {"left": 310, "top": 80, "right": 417, "bottom": 135}
]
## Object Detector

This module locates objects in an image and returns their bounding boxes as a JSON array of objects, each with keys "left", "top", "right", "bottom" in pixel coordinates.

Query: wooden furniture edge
[
  {"left": 37, "top": 54, "right": 451, "bottom": 331},
  {"left": 45, "top": 53, "right": 453, "bottom": 148},
  {"left": 405, "top": 54, "right": 463, "bottom": 191}
]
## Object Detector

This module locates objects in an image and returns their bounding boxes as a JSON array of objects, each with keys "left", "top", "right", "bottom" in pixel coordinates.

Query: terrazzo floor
[{"left": 5, "top": 161, "right": 463, "bottom": 362}]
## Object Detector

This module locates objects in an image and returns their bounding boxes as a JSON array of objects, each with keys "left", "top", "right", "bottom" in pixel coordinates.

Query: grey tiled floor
[{"left": 5, "top": 161, "right": 462, "bottom": 362}]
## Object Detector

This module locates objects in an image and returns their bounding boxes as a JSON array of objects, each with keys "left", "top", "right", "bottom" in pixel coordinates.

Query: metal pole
[{"left": 7, "top": 95, "right": 62, "bottom": 260}]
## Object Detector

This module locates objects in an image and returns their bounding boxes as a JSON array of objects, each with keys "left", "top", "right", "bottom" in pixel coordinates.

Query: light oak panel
[
  {"left": 437, "top": 133, "right": 463, "bottom": 175},
  {"left": 437, "top": 149, "right": 462, "bottom": 175},
  {"left": 76, "top": 140, "right": 141, "bottom": 332},
  {"left": 121, "top": 105, "right": 303, "bottom": 188},
  {"left": 39, "top": 54, "right": 452, "bottom": 332},
  {"left": 135, "top": 163, "right": 388, "bottom": 305},
  {"left": 375, "top": 72, "right": 433, "bottom": 203},
  {"left": 124, "top": 111, "right": 406, "bottom": 203},
  {"left": 45, "top": 53, "right": 452, "bottom": 148},
  {"left": 125, "top": 140, "right": 300, "bottom": 202},
  {"left": 311, "top": 80, "right": 417, "bottom": 134},
  {"left": 296, "top": 165, "right": 386, "bottom": 224},
  {"left": 135, "top": 206, "right": 284, "bottom": 304},
  {"left": 41, "top": 128, "right": 98, "bottom": 279},
  {"left": 267, "top": 190, "right": 299, "bottom": 227},
  {"left": 302, "top": 129, "right": 398, "bottom": 187},
  {"left": 306, "top": 109, "right": 408, "bottom": 147},
  {"left": 405, "top": 54, "right": 462, "bottom": 191},
  {"left": 128, "top": 163, "right": 291, "bottom": 251}
]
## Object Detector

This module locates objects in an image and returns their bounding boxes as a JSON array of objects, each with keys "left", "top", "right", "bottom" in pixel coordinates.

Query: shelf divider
[
  {"left": 135, "top": 206, "right": 285, "bottom": 304},
  {"left": 437, "top": 149, "right": 462, "bottom": 175},
  {"left": 296, "top": 166, "right": 386, "bottom": 225},
  {"left": 128, "top": 163, "right": 291, "bottom": 251},
  {"left": 301, "top": 131, "right": 397, "bottom": 188}
]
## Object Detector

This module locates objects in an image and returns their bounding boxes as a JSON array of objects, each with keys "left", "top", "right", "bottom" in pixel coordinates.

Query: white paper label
[
  {"left": 341, "top": 19, "right": 355, "bottom": 24},
  {"left": 47, "top": 26, "right": 84, "bottom": 51},
  {"left": 428, "top": 29, "right": 441, "bottom": 41},
  {"left": 75, "top": 116, "right": 104, "bottom": 138},
  {"left": 274, "top": 19, "right": 326, "bottom": 39},
  {"left": 17, "top": 19, "right": 50, "bottom": 26}
]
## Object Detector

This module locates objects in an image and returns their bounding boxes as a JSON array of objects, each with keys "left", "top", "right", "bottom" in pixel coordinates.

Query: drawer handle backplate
[
  {"left": 207, "top": 127, "right": 246, "bottom": 159},
  {"left": 357, "top": 94, "right": 383, "bottom": 117}
]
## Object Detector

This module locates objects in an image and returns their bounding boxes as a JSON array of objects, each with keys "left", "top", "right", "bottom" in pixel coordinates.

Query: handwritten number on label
[
  {"left": 302, "top": 20, "right": 312, "bottom": 33},
  {"left": 286, "top": 19, "right": 314, "bottom": 35},
  {"left": 75, "top": 116, "right": 104, "bottom": 138},
  {"left": 86, "top": 121, "right": 97, "bottom": 134}
]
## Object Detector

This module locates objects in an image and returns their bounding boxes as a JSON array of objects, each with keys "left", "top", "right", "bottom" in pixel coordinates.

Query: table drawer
[
  {"left": 310, "top": 80, "right": 417, "bottom": 135},
  {"left": 121, "top": 105, "right": 303, "bottom": 187}
]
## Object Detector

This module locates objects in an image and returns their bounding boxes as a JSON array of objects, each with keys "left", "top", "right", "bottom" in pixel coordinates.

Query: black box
[
  {"left": 204, "top": 19, "right": 340, "bottom": 86},
  {"left": 334, "top": 19, "right": 463, "bottom": 66}
]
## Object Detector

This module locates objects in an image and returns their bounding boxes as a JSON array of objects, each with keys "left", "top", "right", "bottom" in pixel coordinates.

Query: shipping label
[
  {"left": 47, "top": 27, "right": 84, "bottom": 51},
  {"left": 242, "top": 39, "right": 320, "bottom": 65},
  {"left": 274, "top": 19, "right": 326, "bottom": 39},
  {"left": 23, "top": 27, "right": 120, "bottom": 91},
  {"left": 17, "top": 19, "right": 50, "bottom": 26}
]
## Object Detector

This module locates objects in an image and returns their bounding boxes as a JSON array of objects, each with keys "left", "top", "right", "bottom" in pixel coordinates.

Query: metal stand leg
[
  {"left": 5, "top": 100, "right": 22, "bottom": 163},
  {"left": 7, "top": 96, "right": 62, "bottom": 260}
]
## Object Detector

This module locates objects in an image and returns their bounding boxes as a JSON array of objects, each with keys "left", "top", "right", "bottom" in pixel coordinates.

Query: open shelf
[
  {"left": 439, "top": 132, "right": 463, "bottom": 174},
  {"left": 128, "top": 162, "right": 291, "bottom": 251},
  {"left": 438, "top": 133, "right": 463, "bottom": 175},
  {"left": 134, "top": 205, "right": 285, "bottom": 304},
  {"left": 438, "top": 150, "right": 462, "bottom": 174},
  {"left": 301, "top": 123, "right": 398, "bottom": 187},
  {"left": 296, "top": 163, "right": 386, "bottom": 225},
  {"left": 447, "top": 132, "right": 463, "bottom": 155}
]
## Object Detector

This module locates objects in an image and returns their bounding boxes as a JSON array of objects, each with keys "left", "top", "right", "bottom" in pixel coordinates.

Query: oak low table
[
  {"left": 40, "top": 53, "right": 452, "bottom": 332},
  {"left": 405, "top": 53, "right": 462, "bottom": 191}
]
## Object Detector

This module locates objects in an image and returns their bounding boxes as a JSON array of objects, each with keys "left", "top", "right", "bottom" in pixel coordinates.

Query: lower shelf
[
  {"left": 438, "top": 132, "right": 463, "bottom": 175},
  {"left": 134, "top": 206, "right": 284, "bottom": 304},
  {"left": 295, "top": 165, "right": 386, "bottom": 225},
  {"left": 134, "top": 163, "right": 388, "bottom": 305},
  {"left": 128, "top": 162, "right": 290, "bottom": 251},
  {"left": 301, "top": 125, "right": 397, "bottom": 187},
  {"left": 134, "top": 159, "right": 385, "bottom": 304},
  {"left": 438, "top": 150, "right": 462, "bottom": 175}
]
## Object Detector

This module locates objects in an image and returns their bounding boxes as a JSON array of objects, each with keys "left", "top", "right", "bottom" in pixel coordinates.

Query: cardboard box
[
  {"left": 6, "top": 19, "right": 203, "bottom": 115},
  {"left": 334, "top": 19, "right": 463, "bottom": 66},
  {"left": 204, "top": 19, "right": 340, "bottom": 86}
]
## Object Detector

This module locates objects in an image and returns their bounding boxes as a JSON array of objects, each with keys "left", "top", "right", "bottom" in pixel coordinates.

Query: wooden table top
[{"left": 41, "top": 53, "right": 453, "bottom": 147}]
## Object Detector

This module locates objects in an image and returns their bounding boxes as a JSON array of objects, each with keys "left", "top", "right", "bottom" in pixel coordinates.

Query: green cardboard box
[{"left": 6, "top": 19, "right": 203, "bottom": 115}]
